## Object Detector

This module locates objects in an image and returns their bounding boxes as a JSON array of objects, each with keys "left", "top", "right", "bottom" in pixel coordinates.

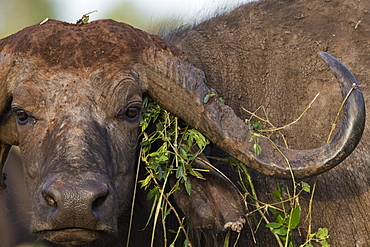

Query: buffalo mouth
[{"left": 35, "top": 228, "right": 110, "bottom": 245}]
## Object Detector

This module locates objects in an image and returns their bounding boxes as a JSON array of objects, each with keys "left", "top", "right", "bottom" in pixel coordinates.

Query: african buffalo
[{"left": 0, "top": 0, "right": 368, "bottom": 246}]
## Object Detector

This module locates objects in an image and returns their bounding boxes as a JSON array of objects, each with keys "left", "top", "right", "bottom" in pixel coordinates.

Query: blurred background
[
  {"left": 0, "top": 0, "right": 251, "bottom": 38},
  {"left": 0, "top": 0, "right": 251, "bottom": 246}
]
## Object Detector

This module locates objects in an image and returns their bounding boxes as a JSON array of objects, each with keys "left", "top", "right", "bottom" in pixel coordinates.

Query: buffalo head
[{"left": 0, "top": 19, "right": 365, "bottom": 245}]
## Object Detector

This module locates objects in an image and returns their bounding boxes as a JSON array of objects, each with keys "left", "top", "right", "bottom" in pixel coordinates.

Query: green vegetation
[
  {"left": 137, "top": 95, "right": 331, "bottom": 247},
  {"left": 241, "top": 94, "right": 330, "bottom": 247},
  {"left": 138, "top": 96, "right": 209, "bottom": 246},
  {"left": 232, "top": 157, "right": 330, "bottom": 247}
]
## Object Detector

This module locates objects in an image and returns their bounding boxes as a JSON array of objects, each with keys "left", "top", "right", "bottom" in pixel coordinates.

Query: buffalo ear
[{"left": 172, "top": 153, "right": 246, "bottom": 232}]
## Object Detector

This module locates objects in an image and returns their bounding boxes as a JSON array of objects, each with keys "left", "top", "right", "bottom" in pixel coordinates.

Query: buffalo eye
[
  {"left": 116, "top": 106, "right": 141, "bottom": 122},
  {"left": 15, "top": 109, "right": 35, "bottom": 125}
]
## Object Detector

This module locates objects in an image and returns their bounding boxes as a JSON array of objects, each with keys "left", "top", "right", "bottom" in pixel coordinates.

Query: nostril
[
  {"left": 92, "top": 190, "right": 109, "bottom": 210},
  {"left": 42, "top": 190, "right": 58, "bottom": 207}
]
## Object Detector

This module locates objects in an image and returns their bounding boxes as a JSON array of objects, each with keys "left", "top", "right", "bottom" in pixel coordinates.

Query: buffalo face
[
  {"left": 8, "top": 66, "right": 143, "bottom": 244},
  {"left": 23, "top": 76, "right": 140, "bottom": 244}
]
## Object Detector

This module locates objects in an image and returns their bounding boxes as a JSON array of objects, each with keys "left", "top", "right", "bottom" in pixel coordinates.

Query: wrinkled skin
[
  {"left": 0, "top": 0, "right": 368, "bottom": 246},
  {"left": 17, "top": 71, "right": 142, "bottom": 244}
]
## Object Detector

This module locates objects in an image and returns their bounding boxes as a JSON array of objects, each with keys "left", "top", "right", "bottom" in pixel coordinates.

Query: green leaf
[
  {"left": 250, "top": 132, "right": 260, "bottom": 139},
  {"left": 253, "top": 143, "right": 262, "bottom": 156},
  {"left": 179, "top": 146, "right": 188, "bottom": 160},
  {"left": 268, "top": 206, "right": 280, "bottom": 218},
  {"left": 301, "top": 182, "right": 311, "bottom": 193},
  {"left": 176, "top": 165, "right": 184, "bottom": 179},
  {"left": 147, "top": 187, "right": 159, "bottom": 200},
  {"left": 219, "top": 97, "right": 225, "bottom": 103},
  {"left": 158, "top": 165, "right": 163, "bottom": 180},
  {"left": 204, "top": 93, "right": 216, "bottom": 103},
  {"left": 156, "top": 122, "right": 164, "bottom": 131},
  {"left": 140, "top": 140, "right": 151, "bottom": 147},
  {"left": 319, "top": 240, "right": 330, "bottom": 247},
  {"left": 188, "top": 168, "right": 204, "bottom": 179},
  {"left": 194, "top": 132, "right": 209, "bottom": 148},
  {"left": 139, "top": 175, "right": 152, "bottom": 189},
  {"left": 223, "top": 230, "right": 230, "bottom": 247},
  {"left": 184, "top": 177, "right": 192, "bottom": 195},
  {"left": 273, "top": 187, "right": 283, "bottom": 200},
  {"left": 288, "top": 206, "right": 301, "bottom": 230},
  {"left": 272, "top": 226, "right": 288, "bottom": 236},
  {"left": 247, "top": 120, "right": 262, "bottom": 130},
  {"left": 265, "top": 222, "right": 282, "bottom": 229},
  {"left": 276, "top": 214, "right": 285, "bottom": 225},
  {"left": 164, "top": 208, "right": 172, "bottom": 216},
  {"left": 316, "top": 228, "right": 329, "bottom": 240}
]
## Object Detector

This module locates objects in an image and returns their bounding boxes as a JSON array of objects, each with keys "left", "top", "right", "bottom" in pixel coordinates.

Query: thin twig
[
  {"left": 145, "top": 166, "right": 193, "bottom": 246},
  {"left": 149, "top": 169, "right": 166, "bottom": 247},
  {"left": 239, "top": 164, "right": 284, "bottom": 247},
  {"left": 259, "top": 93, "right": 319, "bottom": 133},
  {"left": 243, "top": 93, "right": 319, "bottom": 148},
  {"left": 242, "top": 107, "right": 272, "bottom": 126},
  {"left": 233, "top": 232, "right": 241, "bottom": 247},
  {"left": 162, "top": 192, "right": 193, "bottom": 246},
  {"left": 126, "top": 150, "right": 142, "bottom": 247},
  {"left": 327, "top": 84, "right": 356, "bottom": 142},
  {"left": 305, "top": 178, "right": 317, "bottom": 243}
]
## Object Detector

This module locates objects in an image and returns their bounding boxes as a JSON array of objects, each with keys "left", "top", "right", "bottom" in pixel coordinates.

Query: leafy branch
[
  {"left": 240, "top": 92, "right": 331, "bottom": 247},
  {"left": 138, "top": 96, "right": 209, "bottom": 246}
]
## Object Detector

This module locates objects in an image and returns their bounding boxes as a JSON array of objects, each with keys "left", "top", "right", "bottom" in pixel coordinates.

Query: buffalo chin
[{"left": 40, "top": 228, "right": 100, "bottom": 245}]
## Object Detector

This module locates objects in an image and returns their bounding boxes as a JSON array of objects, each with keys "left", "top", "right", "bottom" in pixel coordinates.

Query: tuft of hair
[{"left": 156, "top": 0, "right": 254, "bottom": 38}]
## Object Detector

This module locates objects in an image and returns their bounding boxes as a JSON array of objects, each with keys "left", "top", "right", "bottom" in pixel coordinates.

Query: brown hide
[{"left": 171, "top": 0, "right": 370, "bottom": 246}]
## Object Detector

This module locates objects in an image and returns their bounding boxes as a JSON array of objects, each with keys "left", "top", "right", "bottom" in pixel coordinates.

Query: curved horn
[{"left": 139, "top": 49, "right": 365, "bottom": 179}]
